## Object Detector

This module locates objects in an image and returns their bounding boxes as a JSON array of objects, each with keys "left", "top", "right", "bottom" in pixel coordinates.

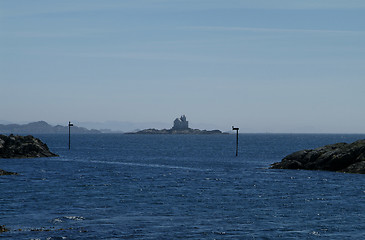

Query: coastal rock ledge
[
  {"left": 0, "top": 134, "right": 58, "bottom": 159},
  {"left": 271, "top": 139, "right": 365, "bottom": 174}
]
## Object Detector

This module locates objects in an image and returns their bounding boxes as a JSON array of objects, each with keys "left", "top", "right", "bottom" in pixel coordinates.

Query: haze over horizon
[{"left": 1, "top": 0, "right": 365, "bottom": 133}]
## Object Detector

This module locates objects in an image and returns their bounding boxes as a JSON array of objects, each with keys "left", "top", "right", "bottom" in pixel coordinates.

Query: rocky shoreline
[
  {"left": 0, "top": 134, "right": 58, "bottom": 159},
  {"left": 0, "top": 134, "right": 58, "bottom": 176},
  {"left": 271, "top": 139, "right": 365, "bottom": 174}
]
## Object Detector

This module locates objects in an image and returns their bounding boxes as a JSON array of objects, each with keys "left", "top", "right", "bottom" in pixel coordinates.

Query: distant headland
[
  {"left": 127, "top": 115, "right": 226, "bottom": 135},
  {"left": 0, "top": 121, "right": 101, "bottom": 134}
]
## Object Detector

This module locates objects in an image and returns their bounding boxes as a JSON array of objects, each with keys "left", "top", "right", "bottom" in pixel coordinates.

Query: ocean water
[{"left": 1, "top": 134, "right": 365, "bottom": 239}]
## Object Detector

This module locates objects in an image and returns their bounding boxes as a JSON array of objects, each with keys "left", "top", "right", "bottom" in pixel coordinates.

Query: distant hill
[
  {"left": 75, "top": 120, "right": 170, "bottom": 133},
  {"left": 0, "top": 121, "right": 101, "bottom": 134}
]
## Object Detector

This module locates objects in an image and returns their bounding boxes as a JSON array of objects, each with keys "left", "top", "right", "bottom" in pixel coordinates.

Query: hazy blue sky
[{"left": 1, "top": 0, "right": 365, "bottom": 133}]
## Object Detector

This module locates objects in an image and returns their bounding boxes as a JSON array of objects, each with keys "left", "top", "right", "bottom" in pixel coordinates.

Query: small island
[
  {"left": 0, "top": 134, "right": 58, "bottom": 175},
  {"left": 127, "top": 115, "right": 225, "bottom": 135},
  {"left": 271, "top": 139, "right": 365, "bottom": 174}
]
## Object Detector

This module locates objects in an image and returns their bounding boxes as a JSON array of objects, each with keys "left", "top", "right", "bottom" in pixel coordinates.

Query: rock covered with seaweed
[{"left": 271, "top": 139, "right": 365, "bottom": 174}]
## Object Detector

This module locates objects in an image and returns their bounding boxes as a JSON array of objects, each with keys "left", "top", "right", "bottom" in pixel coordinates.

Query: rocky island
[
  {"left": 0, "top": 134, "right": 58, "bottom": 175},
  {"left": 271, "top": 139, "right": 365, "bottom": 174},
  {"left": 128, "top": 115, "right": 225, "bottom": 135}
]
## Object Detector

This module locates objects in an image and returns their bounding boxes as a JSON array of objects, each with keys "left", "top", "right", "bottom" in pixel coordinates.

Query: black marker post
[
  {"left": 232, "top": 126, "right": 239, "bottom": 156},
  {"left": 68, "top": 121, "right": 73, "bottom": 150}
]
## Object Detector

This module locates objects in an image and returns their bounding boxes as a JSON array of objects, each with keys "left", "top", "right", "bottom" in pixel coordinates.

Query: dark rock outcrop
[
  {"left": 271, "top": 139, "right": 365, "bottom": 174},
  {"left": 0, "top": 134, "right": 58, "bottom": 159}
]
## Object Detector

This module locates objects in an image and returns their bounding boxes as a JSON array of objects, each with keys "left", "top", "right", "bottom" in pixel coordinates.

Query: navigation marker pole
[
  {"left": 68, "top": 121, "right": 73, "bottom": 150},
  {"left": 232, "top": 126, "right": 239, "bottom": 156}
]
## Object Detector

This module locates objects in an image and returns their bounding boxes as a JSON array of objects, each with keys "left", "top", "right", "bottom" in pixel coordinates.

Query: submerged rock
[
  {"left": 0, "top": 225, "right": 9, "bottom": 233},
  {"left": 271, "top": 139, "right": 365, "bottom": 174},
  {"left": 0, "top": 169, "right": 18, "bottom": 176},
  {"left": 0, "top": 134, "right": 58, "bottom": 159}
]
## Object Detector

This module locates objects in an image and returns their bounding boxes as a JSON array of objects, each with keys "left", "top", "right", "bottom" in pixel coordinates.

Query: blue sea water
[{"left": 1, "top": 134, "right": 365, "bottom": 239}]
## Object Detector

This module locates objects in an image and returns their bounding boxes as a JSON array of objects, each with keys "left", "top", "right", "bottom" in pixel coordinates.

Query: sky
[{"left": 1, "top": 0, "right": 365, "bottom": 133}]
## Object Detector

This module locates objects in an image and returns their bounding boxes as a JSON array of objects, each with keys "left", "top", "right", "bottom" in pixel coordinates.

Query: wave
[
  {"left": 89, "top": 159, "right": 207, "bottom": 171},
  {"left": 55, "top": 157, "right": 209, "bottom": 172}
]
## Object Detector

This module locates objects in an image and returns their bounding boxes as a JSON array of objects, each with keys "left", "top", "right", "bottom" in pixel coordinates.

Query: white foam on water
[
  {"left": 52, "top": 216, "right": 85, "bottom": 223},
  {"left": 91, "top": 160, "right": 208, "bottom": 172},
  {"left": 52, "top": 218, "right": 63, "bottom": 223},
  {"left": 55, "top": 157, "right": 209, "bottom": 172},
  {"left": 63, "top": 216, "right": 85, "bottom": 221}
]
